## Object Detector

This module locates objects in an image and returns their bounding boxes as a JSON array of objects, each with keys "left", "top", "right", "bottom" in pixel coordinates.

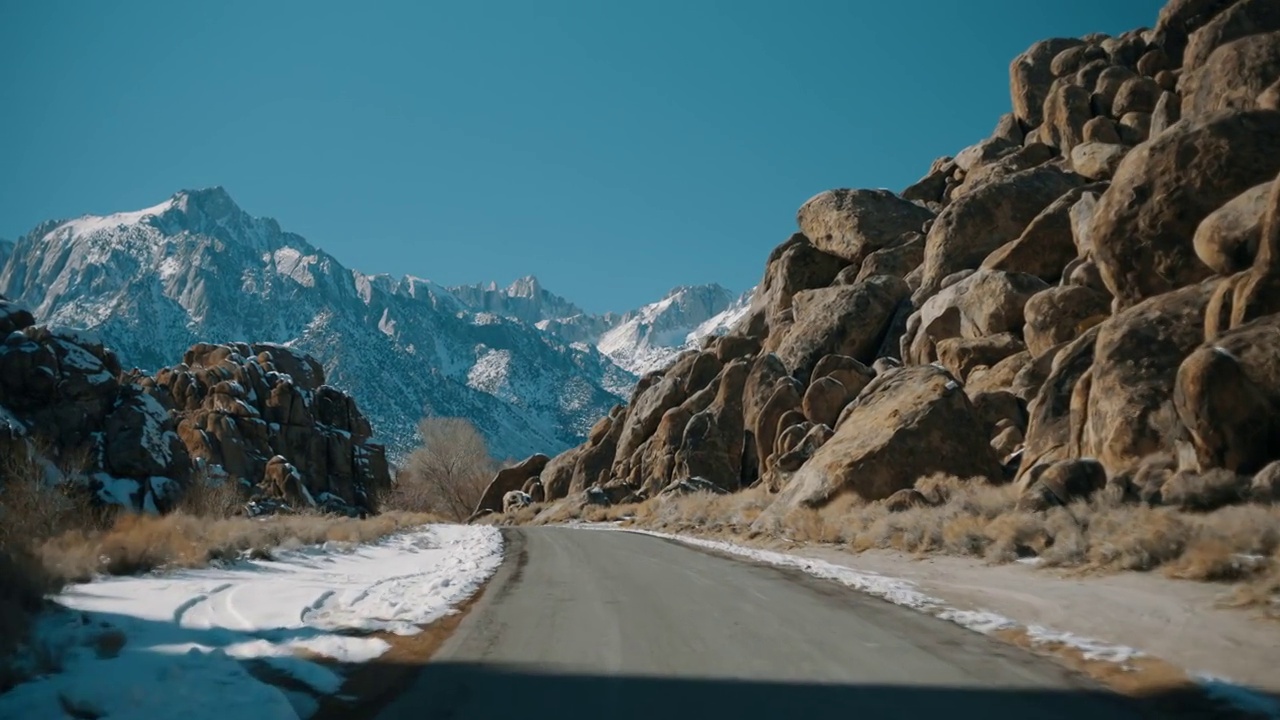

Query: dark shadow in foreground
[{"left": 364, "top": 660, "right": 1261, "bottom": 720}]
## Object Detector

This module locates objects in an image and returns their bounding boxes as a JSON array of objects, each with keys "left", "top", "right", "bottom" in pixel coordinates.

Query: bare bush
[
  {"left": 176, "top": 468, "right": 245, "bottom": 519},
  {"left": 384, "top": 417, "right": 495, "bottom": 520}
]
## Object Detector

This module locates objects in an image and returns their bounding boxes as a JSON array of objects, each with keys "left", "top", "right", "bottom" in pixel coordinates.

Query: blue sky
[{"left": 1, "top": 0, "right": 1164, "bottom": 314}]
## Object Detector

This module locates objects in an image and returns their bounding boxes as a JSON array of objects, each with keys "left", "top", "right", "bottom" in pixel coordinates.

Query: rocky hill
[
  {"left": 0, "top": 193, "right": 745, "bottom": 460},
  {"left": 0, "top": 294, "right": 389, "bottom": 514},
  {"left": 516, "top": 0, "right": 1280, "bottom": 521}
]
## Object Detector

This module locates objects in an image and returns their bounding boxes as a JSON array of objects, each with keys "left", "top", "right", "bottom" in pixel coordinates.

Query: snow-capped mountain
[
  {"left": 448, "top": 277, "right": 754, "bottom": 375},
  {"left": 0, "top": 188, "right": 632, "bottom": 460}
]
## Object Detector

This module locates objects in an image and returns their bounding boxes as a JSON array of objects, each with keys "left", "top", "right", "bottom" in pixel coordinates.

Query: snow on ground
[
  {"left": 0, "top": 524, "right": 503, "bottom": 720},
  {"left": 608, "top": 527, "right": 1280, "bottom": 719}
]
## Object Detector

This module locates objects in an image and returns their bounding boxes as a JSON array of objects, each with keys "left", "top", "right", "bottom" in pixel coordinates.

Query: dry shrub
[
  {"left": 177, "top": 470, "right": 245, "bottom": 519},
  {"left": 384, "top": 417, "right": 496, "bottom": 520}
]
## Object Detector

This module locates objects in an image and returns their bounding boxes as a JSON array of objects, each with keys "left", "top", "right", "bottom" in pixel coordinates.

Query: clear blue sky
[{"left": 1, "top": 0, "right": 1164, "bottom": 314}]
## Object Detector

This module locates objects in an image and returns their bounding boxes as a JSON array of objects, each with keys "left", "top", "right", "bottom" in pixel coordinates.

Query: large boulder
[
  {"left": 904, "top": 269, "right": 1049, "bottom": 365},
  {"left": 811, "top": 354, "right": 874, "bottom": 399},
  {"left": 1011, "top": 38, "right": 1087, "bottom": 127},
  {"left": 796, "top": 189, "right": 934, "bottom": 266},
  {"left": 1183, "top": 31, "right": 1280, "bottom": 121},
  {"left": 569, "top": 404, "right": 627, "bottom": 495},
  {"left": 751, "top": 234, "right": 849, "bottom": 347},
  {"left": 473, "top": 453, "right": 551, "bottom": 516},
  {"left": 982, "top": 182, "right": 1110, "bottom": 282},
  {"left": 856, "top": 233, "right": 925, "bottom": 284},
  {"left": 1017, "top": 326, "right": 1101, "bottom": 481},
  {"left": 918, "top": 166, "right": 1083, "bottom": 301},
  {"left": 935, "top": 334, "right": 1027, "bottom": 382},
  {"left": 1175, "top": 311, "right": 1280, "bottom": 474},
  {"left": 740, "top": 353, "right": 790, "bottom": 486},
  {"left": 1090, "top": 109, "right": 1280, "bottom": 309},
  {"left": 754, "top": 378, "right": 803, "bottom": 476},
  {"left": 1076, "top": 282, "right": 1216, "bottom": 477},
  {"left": 1018, "top": 458, "right": 1108, "bottom": 511},
  {"left": 775, "top": 275, "right": 910, "bottom": 382},
  {"left": 673, "top": 360, "right": 749, "bottom": 491},
  {"left": 1041, "top": 79, "right": 1095, "bottom": 153},
  {"left": 753, "top": 365, "right": 1000, "bottom": 526},
  {"left": 1152, "top": 0, "right": 1237, "bottom": 66},
  {"left": 538, "top": 446, "right": 580, "bottom": 501},
  {"left": 1194, "top": 180, "right": 1271, "bottom": 274},
  {"left": 801, "top": 376, "right": 852, "bottom": 429},
  {"left": 611, "top": 352, "right": 702, "bottom": 468},
  {"left": 1183, "top": 0, "right": 1280, "bottom": 73},
  {"left": 1023, "top": 285, "right": 1112, "bottom": 357}
]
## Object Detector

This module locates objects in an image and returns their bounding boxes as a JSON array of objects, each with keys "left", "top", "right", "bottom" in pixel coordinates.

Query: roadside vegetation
[
  {"left": 498, "top": 475, "right": 1280, "bottom": 617},
  {"left": 381, "top": 417, "right": 497, "bottom": 521}
]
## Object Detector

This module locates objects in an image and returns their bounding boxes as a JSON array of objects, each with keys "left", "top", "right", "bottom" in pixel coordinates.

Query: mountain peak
[{"left": 506, "top": 275, "right": 543, "bottom": 298}]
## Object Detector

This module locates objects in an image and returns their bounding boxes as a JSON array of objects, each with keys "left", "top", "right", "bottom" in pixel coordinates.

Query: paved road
[{"left": 379, "top": 528, "right": 1163, "bottom": 719}]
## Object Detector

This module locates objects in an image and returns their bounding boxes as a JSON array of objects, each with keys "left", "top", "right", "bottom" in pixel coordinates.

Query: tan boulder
[
  {"left": 1090, "top": 109, "right": 1280, "bottom": 309},
  {"left": 982, "top": 182, "right": 1109, "bottom": 282},
  {"left": 1017, "top": 326, "right": 1101, "bottom": 480},
  {"left": 740, "top": 353, "right": 790, "bottom": 486},
  {"left": 1010, "top": 38, "right": 1086, "bottom": 127},
  {"left": 754, "top": 378, "right": 803, "bottom": 476},
  {"left": 1023, "top": 285, "right": 1112, "bottom": 357},
  {"left": 1185, "top": 32, "right": 1280, "bottom": 121},
  {"left": 902, "top": 156, "right": 957, "bottom": 207},
  {"left": 1118, "top": 112, "right": 1152, "bottom": 144},
  {"left": 796, "top": 189, "right": 934, "bottom": 266},
  {"left": 1183, "top": 0, "right": 1280, "bottom": 72},
  {"left": 672, "top": 360, "right": 749, "bottom": 491},
  {"left": 811, "top": 354, "right": 874, "bottom": 399},
  {"left": 1137, "top": 47, "right": 1171, "bottom": 77},
  {"left": 1224, "top": 172, "right": 1280, "bottom": 328},
  {"left": 1152, "top": 0, "right": 1236, "bottom": 66},
  {"left": 883, "top": 488, "right": 930, "bottom": 513},
  {"left": 1070, "top": 142, "right": 1129, "bottom": 180},
  {"left": 1113, "top": 76, "right": 1162, "bottom": 116},
  {"left": 1175, "top": 310, "right": 1280, "bottom": 474},
  {"left": 1150, "top": 90, "right": 1182, "bottom": 137},
  {"left": 936, "top": 334, "right": 1027, "bottom": 382},
  {"left": 1082, "top": 116, "right": 1122, "bottom": 144},
  {"left": 776, "top": 275, "right": 910, "bottom": 381},
  {"left": 473, "top": 453, "right": 551, "bottom": 515},
  {"left": 1194, "top": 180, "right": 1270, "bottom": 274},
  {"left": 855, "top": 233, "right": 925, "bottom": 283},
  {"left": 905, "top": 269, "right": 1049, "bottom": 365},
  {"left": 1077, "top": 282, "right": 1216, "bottom": 477},
  {"left": 750, "top": 234, "right": 849, "bottom": 346},
  {"left": 1017, "top": 458, "right": 1107, "bottom": 510},
  {"left": 753, "top": 365, "right": 1000, "bottom": 527},
  {"left": 612, "top": 351, "right": 701, "bottom": 466},
  {"left": 1251, "top": 460, "right": 1280, "bottom": 502},
  {"left": 570, "top": 405, "right": 628, "bottom": 495},
  {"left": 918, "top": 166, "right": 1082, "bottom": 301},
  {"left": 773, "top": 423, "right": 834, "bottom": 476},
  {"left": 535, "top": 446, "right": 580, "bottom": 501},
  {"left": 965, "top": 350, "right": 1032, "bottom": 397},
  {"left": 801, "top": 376, "right": 851, "bottom": 428}
]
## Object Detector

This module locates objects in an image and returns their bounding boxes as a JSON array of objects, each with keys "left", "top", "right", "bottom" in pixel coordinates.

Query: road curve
[{"left": 378, "top": 527, "right": 1153, "bottom": 720}]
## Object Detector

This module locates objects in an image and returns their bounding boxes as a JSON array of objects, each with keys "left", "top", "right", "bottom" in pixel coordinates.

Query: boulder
[
  {"left": 1017, "top": 458, "right": 1107, "bottom": 511},
  {"left": 502, "top": 490, "right": 532, "bottom": 514},
  {"left": 1041, "top": 80, "right": 1094, "bottom": 153},
  {"left": 754, "top": 378, "right": 803, "bottom": 475},
  {"left": 540, "top": 446, "right": 582, "bottom": 501},
  {"left": 918, "top": 165, "right": 1082, "bottom": 301},
  {"left": 1150, "top": 90, "right": 1183, "bottom": 137},
  {"left": 772, "top": 423, "right": 834, "bottom": 476},
  {"left": 982, "top": 182, "right": 1109, "bottom": 282},
  {"left": 570, "top": 405, "right": 628, "bottom": 495},
  {"left": 0, "top": 297, "right": 34, "bottom": 335},
  {"left": 855, "top": 233, "right": 925, "bottom": 283},
  {"left": 612, "top": 352, "right": 701, "bottom": 466},
  {"left": 1118, "top": 112, "right": 1152, "bottom": 144},
  {"left": 1251, "top": 460, "right": 1280, "bottom": 502},
  {"left": 751, "top": 234, "right": 849, "bottom": 346},
  {"left": 1194, "top": 180, "right": 1271, "bottom": 274},
  {"left": 1070, "top": 142, "right": 1129, "bottom": 180},
  {"left": 905, "top": 269, "right": 1049, "bottom": 365},
  {"left": 1068, "top": 187, "right": 1106, "bottom": 258},
  {"left": 902, "top": 156, "right": 957, "bottom": 207},
  {"left": 1152, "top": 0, "right": 1236, "bottom": 66},
  {"left": 954, "top": 143, "right": 1057, "bottom": 199},
  {"left": 1138, "top": 47, "right": 1172, "bottom": 77},
  {"left": 965, "top": 350, "right": 1032, "bottom": 397},
  {"left": 1077, "top": 282, "right": 1215, "bottom": 477},
  {"left": 740, "top": 353, "right": 790, "bottom": 486},
  {"left": 801, "top": 376, "right": 851, "bottom": 428},
  {"left": 1175, "top": 311, "right": 1280, "bottom": 474},
  {"left": 1224, "top": 172, "right": 1280, "bottom": 328},
  {"left": 935, "top": 333, "right": 1027, "bottom": 382},
  {"left": 754, "top": 365, "right": 1000, "bottom": 526},
  {"left": 1184, "top": 31, "right": 1280, "bottom": 121},
  {"left": 260, "top": 455, "right": 311, "bottom": 507},
  {"left": 883, "top": 488, "right": 931, "bottom": 513},
  {"left": 673, "top": 360, "right": 749, "bottom": 491},
  {"left": 796, "top": 189, "right": 934, "bottom": 266},
  {"left": 811, "top": 354, "right": 874, "bottom": 399},
  {"left": 473, "top": 453, "right": 551, "bottom": 516},
  {"left": 1082, "top": 116, "right": 1122, "bottom": 144},
  {"left": 521, "top": 477, "right": 545, "bottom": 503},
  {"left": 1090, "top": 109, "right": 1280, "bottom": 309},
  {"left": 1017, "top": 326, "right": 1101, "bottom": 480},
  {"left": 776, "top": 275, "right": 910, "bottom": 382},
  {"left": 1112, "top": 76, "right": 1162, "bottom": 116},
  {"left": 1023, "top": 285, "right": 1112, "bottom": 357},
  {"left": 1011, "top": 38, "right": 1086, "bottom": 127},
  {"left": 1183, "top": 0, "right": 1280, "bottom": 73}
]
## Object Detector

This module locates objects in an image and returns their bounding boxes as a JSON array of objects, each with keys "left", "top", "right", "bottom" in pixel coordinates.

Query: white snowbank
[{"left": 0, "top": 524, "right": 503, "bottom": 720}]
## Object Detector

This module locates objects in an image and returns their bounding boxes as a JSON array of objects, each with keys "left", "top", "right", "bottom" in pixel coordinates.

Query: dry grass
[{"left": 37, "top": 509, "right": 442, "bottom": 583}]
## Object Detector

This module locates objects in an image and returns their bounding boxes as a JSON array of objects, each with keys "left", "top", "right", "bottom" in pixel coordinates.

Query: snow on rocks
[{"left": 0, "top": 524, "right": 503, "bottom": 720}]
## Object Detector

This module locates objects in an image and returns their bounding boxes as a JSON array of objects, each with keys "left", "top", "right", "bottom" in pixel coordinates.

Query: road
[{"left": 378, "top": 527, "right": 1163, "bottom": 719}]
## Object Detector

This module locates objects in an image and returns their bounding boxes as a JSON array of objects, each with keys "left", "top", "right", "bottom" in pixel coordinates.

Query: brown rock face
[
  {"left": 905, "top": 269, "right": 1049, "bottom": 365},
  {"left": 801, "top": 376, "right": 851, "bottom": 428},
  {"left": 474, "top": 453, "right": 551, "bottom": 515},
  {"left": 1077, "top": 282, "right": 1216, "bottom": 477},
  {"left": 1023, "top": 285, "right": 1112, "bottom": 357},
  {"left": 1018, "top": 326, "right": 1101, "bottom": 480},
  {"left": 796, "top": 189, "right": 934, "bottom": 266},
  {"left": 918, "top": 166, "right": 1083, "bottom": 301},
  {"left": 673, "top": 360, "right": 749, "bottom": 491},
  {"left": 754, "top": 365, "right": 1000, "bottom": 526},
  {"left": 775, "top": 275, "right": 910, "bottom": 382},
  {"left": 811, "top": 354, "right": 874, "bottom": 399},
  {"left": 1070, "top": 142, "right": 1129, "bottom": 180},
  {"left": 751, "top": 234, "right": 849, "bottom": 346},
  {"left": 740, "top": 353, "right": 790, "bottom": 486},
  {"left": 570, "top": 405, "right": 627, "bottom": 495},
  {"left": 1194, "top": 180, "right": 1271, "bottom": 274},
  {"left": 754, "top": 378, "right": 803, "bottom": 476},
  {"left": 538, "top": 446, "right": 580, "bottom": 501},
  {"left": 1183, "top": 0, "right": 1280, "bottom": 74},
  {"left": 260, "top": 455, "right": 309, "bottom": 507},
  {"left": 1152, "top": 0, "right": 1236, "bottom": 66},
  {"left": 1018, "top": 458, "right": 1107, "bottom": 511},
  {"left": 935, "top": 334, "right": 1027, "bottom": 382},
  {"left": 1090, "top": 109, "right": 1280, "bottom": 309},
  {"left": 856, "top": 233, "right": 925, "bottom": 284},
  {"left": 982, "top": 183, "right": 1109, "bottom": 282},
  {"left": 1183, "top": 31, "right": 1280, "bottom": 121},
  {"left": 1175, "top": 311, "right": 1280, "bottom": 474},
  {"left": 1011, "top": 38, "right": 1087, "bottom": 127},
  {"left": 1041, "top": 79, "right": 1095, "bottom": 152}
]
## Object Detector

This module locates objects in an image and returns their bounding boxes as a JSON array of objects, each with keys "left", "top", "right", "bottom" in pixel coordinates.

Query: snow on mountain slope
[
  {"left": 0, "top": 188, "right": 629, "bottom": 460},
  {"left": 595, "top": 285, "right": 755, "bottom": 375},
  {"left": 451, "top": 278, "right": 754, "bottom": 376}
]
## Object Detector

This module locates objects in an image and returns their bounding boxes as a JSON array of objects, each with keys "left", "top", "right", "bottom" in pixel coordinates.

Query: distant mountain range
[{"left": 0, "top": 188, "right": 750, "bottom": 460}]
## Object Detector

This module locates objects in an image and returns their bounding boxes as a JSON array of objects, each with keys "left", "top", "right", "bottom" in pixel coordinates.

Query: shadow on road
[{"left": 361, "top": 660, "right": 1246, "bottom": 720}]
